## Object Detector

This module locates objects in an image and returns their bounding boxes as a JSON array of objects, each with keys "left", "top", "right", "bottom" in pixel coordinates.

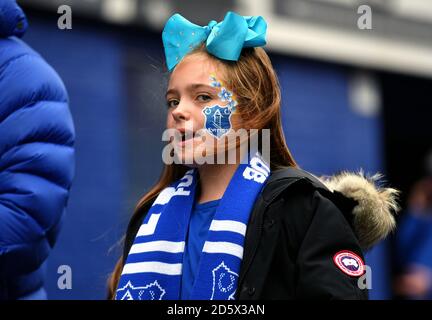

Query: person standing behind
[
  {"left": 394, "top": 176, "right": 432, "bottom": 299},
  {"left": 0, "top": 0, "right": 75, "bottom": 299}
]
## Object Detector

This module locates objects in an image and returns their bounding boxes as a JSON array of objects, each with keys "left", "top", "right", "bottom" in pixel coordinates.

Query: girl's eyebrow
[
  {"left": 188, "top": 84, "right": 216, "bottom": 92},
  {"left": 166, "top": 83, "right": 217, "bottom": 98},
  {"left": 165, "top": 88, "right": 178, "bottom": 98}
]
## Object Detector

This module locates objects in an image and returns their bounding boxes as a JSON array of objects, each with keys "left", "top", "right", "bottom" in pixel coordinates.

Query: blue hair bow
[{"left": 162, "top": 11, "right": 267, "bottom": 71}]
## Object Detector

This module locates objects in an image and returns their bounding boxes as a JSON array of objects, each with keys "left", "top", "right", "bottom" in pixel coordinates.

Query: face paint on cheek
[
  {"left": 202, "top": 74, "right": 238, "bottom": 139},
  {"left": 202, "top": 105, "right": 233, "bottom": 139}
]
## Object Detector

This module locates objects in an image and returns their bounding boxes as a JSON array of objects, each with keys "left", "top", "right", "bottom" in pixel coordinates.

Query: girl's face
[{"left": 166, "top": 53, "right": 240, "bottom": 166}]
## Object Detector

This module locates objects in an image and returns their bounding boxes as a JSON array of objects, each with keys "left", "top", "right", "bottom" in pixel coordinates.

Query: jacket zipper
[
  {"left": 238, "top": 195, "right": 269, "bottom": 290},
  {"left": 238, "top": 177, "right": 306, "bottom": 294}
]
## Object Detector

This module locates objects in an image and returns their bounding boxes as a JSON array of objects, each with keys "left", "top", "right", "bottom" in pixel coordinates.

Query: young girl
[{"left": 108, "top": 11, "right": 399, "bottom": 300}]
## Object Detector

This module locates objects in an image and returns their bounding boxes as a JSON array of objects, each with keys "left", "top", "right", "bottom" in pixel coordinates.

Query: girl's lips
[
  {"left": 176, "top": 138, "right": 192, "bottom": 147},
  {"left": 174, "top": 131, "right": 202, "bottom": 147}
]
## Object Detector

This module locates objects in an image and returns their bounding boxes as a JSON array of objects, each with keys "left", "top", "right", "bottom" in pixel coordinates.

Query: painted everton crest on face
[
  {"left": 333, "top": 250, "right": 365, "bottom": 277},
  {"left": 202, "top": 104, "right": 232, "bottom": 139},
  {"left": 202, "top": 74, "right": 237, "bottom": 139}
]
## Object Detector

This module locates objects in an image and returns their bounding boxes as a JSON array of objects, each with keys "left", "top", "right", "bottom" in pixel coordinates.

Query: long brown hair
[{"left": 107, "top": 45, "right": 297, "bottom": 298}]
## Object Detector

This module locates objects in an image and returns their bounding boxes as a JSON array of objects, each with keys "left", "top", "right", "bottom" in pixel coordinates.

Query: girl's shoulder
[{"left": 262, "top": 167, "right": 399, "bottom": 250}]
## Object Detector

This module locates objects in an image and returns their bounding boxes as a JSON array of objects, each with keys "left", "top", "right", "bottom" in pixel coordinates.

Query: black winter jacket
[{"left": 119, "top": 167, "right": 398, "bottom": 300}]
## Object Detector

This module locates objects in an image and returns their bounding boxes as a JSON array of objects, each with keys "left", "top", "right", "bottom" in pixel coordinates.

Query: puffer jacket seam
[
  {"left": 1, "top": 168, "right": 70, "bottom": 191},
  {"left": 0, "top": 142, "right": 74, "bottom": 172},
  {"left": 0, "top": 52, "right": 37, "bottom": 72},
  {"left": 0, "top": 98, "right": 69, "bottom": 126},
  {"left": 0, "top": 211, "right": 59, "bottom": 250},
  {"left": 0, "top": 235, "right": 47, "bottom": 251}
]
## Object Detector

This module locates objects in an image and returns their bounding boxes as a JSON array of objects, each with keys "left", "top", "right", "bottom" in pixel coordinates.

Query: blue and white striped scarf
[{"left": 115, "top": 151, "right": 270, "bottom": 300}]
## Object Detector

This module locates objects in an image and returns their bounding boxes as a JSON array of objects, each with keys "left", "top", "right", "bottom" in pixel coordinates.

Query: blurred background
[{"left": 15, "top": 0, "right": 432, "bottom": 299}]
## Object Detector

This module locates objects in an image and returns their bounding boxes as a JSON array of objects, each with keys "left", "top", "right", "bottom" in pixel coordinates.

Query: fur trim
[{"left": 319, "top": 170, "right": 401, "bottom": 250}]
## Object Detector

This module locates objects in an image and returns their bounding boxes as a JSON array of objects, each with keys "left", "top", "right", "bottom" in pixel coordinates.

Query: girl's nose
[{"left": 171, "top": 100, "right": 191, "bottom": 122}]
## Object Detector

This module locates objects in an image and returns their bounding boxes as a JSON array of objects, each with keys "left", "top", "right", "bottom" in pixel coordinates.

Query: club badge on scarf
[{"left": 116, "top": 151, "right": 270, "bottom": 300}]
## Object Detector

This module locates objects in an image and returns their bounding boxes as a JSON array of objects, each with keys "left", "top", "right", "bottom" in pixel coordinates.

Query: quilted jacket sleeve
[{"left": 0, "top": 34, "right": 75, "bottom": 277}]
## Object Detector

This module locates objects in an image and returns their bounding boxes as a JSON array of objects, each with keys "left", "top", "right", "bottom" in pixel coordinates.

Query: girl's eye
[
  {"left": 167, "top": 99, "right": 179, "bottom": 109},
  {"left": 196, "top": 94, "right": 212, "bottom": 102}
]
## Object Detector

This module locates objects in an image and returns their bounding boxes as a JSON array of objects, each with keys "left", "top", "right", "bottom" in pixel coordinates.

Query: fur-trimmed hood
[{"left": 319, "top": 171, "right": 401, "bottom": 251}]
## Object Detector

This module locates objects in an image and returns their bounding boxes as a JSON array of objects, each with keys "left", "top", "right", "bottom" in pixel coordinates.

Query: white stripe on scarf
[
  {"left": 122, "top": 261, "right": 182, "bottom": 275},
  {"left": 202, "top": 241, "right": 244, "bottom": 259},
  {"left": 129, "top": 241, "right": 185, "bottom": 254},
  {"left": 209, "top": 220, "right": 247, "bottom": 236}
]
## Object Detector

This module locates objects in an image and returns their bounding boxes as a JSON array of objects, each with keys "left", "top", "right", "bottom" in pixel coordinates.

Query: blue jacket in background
[{"left": 0, "top": 0, "right": 75, "bottom": 299}]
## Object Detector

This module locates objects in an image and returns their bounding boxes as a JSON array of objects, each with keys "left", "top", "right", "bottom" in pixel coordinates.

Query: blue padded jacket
[{"left": 0, "top": 0, "right": 75, "bottom": 299}]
